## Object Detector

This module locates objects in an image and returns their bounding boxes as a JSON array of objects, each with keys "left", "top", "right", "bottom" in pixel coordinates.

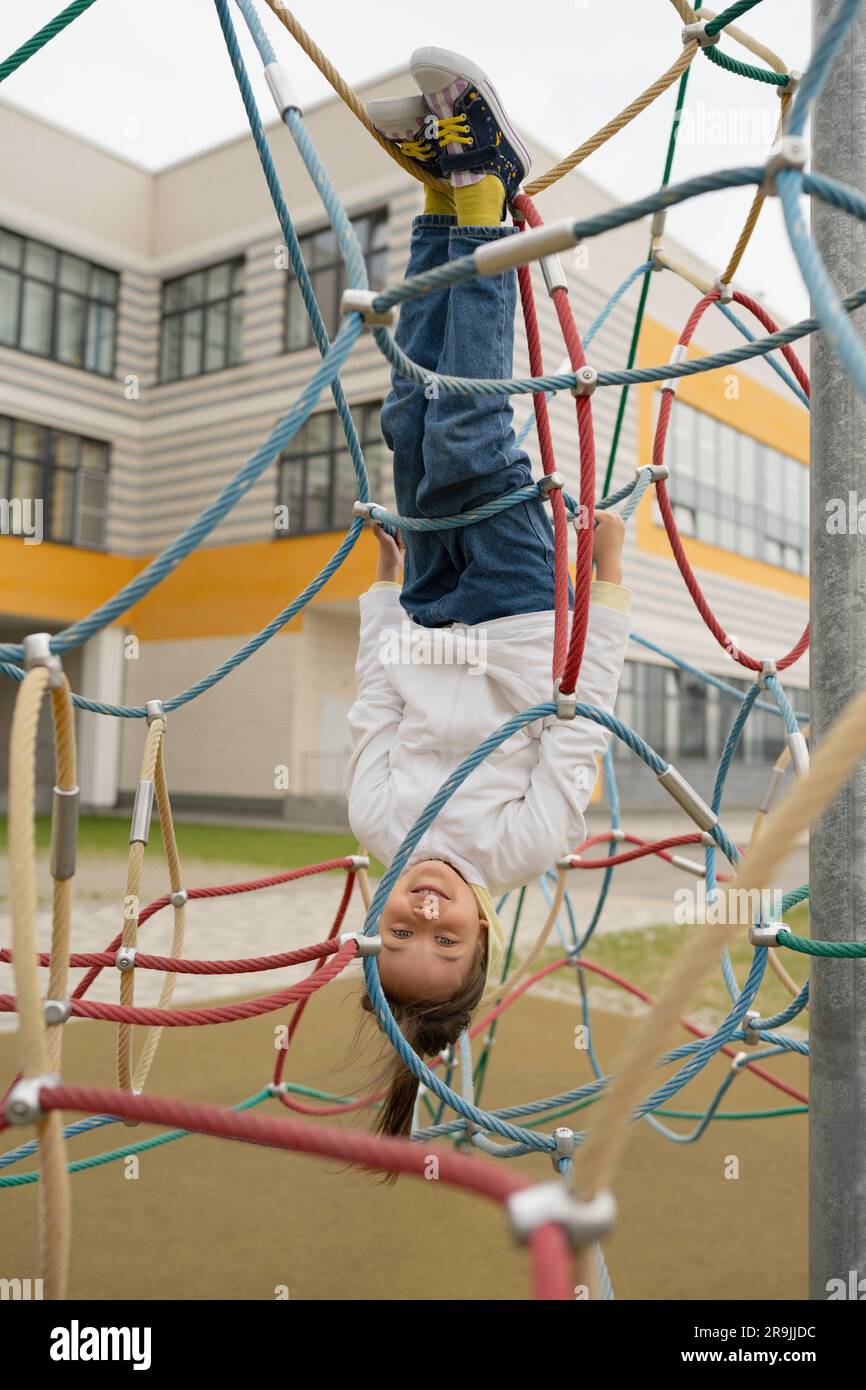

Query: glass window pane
[
  {"left": 371, "top": 213, "right": 389, "bottom": 250},
  {"left": 672, "top": 404, "right": 695, "bottom": 477},
  {"left": 312, "top": 227, "right": 338, "bottom": 266},
  {"left": 286, "top": 280, "right": 311, "bottom": 352},
  {"left": 784, "top": 457, "right": 800, "bottom": 523},
  {"left": 333, "top": 447, "right": 358, "bottom": 529},
  {"left": 59, "top": 253, "right": 90, "bottom": 294},
  {"left": 181, "top": 270, "right": 205, "bottom": 309},
  {"left": 160, "top": 313, "right": 181, "bottom": 381},
  {"left": 80, "top": 472, "right": 107, "bottom": 511},
  {"left": 0, "top": 230, "right": 22, "bottom": 269},
  {"left": 56, "top": 291, "right": 87, "bottom": 366},
  {"left": 81, "top": 439, "right": 108, "bottom": 471},
  {"left": 24, "top": 240, "right": 56, "bottom": 280},
  {"left": 90, "top": 266, "right": 118, "bottom": 303},
  {"left": 278, "top": 458, "right": 305, "bottom": 534},
  {"left": 763, "top": 446, "right": 783, "bottom": 509},
  {"left": 78, "top": 507, "right": 105, "bottom": 547},
  {"left": 206, "top": 263, "right": 231, "bottom": 300},
  {"left": 180, "top": 308, "right": 204, "bottom": 377},
  {"left": 0, "top": 267, "right": 19, "bottom": 344},
  {"left": 204, "top": 302, "right": 228, "bottom": 371},
  {"left": 367, "top": 247, "right": 388, "bottom": 290},
  {"left": 718, "top": 424, "right": 736, "bottom": 492},
  {"left": 718, "top": 517, "right": 737, "bottom": 551},
  {"left": 696, "top": 507, "right": 717, "bottom": 545},
  {"left": 673, "top": 503, "right": 695, "bottom": 536},
  {"left": 19, "top": 279, "right": 53, "bottom": 355},
  {"left": 0, "top": 417, "right": 11, "bottom": 450},
  {"left": 10, "top": 457, "right": 41, "bottom": 499},
  {"left": 738, "top": 433, "right": 758, "bottom": 504},
  {"left": 163, "top": 279, "right": 185, "bottom": 314},
  {"left": 85, "top": 302, "right": 115, "bottom": 374},
  {"left": 314, "top": 265, "right": 340, "bottom": 338},
  {"left": 14, "top": 420, "right": 43, "bottom": 457},
  {"left": 228, "top": 296, "right": 243, "bottom": 365},
  {"left": 696, "top": 413, "right": 717, "bottom": 488},
  {"left": 231, "top": 259, "right": 245, "bottom": 293},
  {"left": 306, "top": 453, "right": 331, "bottom": 530},
  {"left": 50, "top": 469, "right": 76, "bottom": 541},
  {"left": 52, "top": 432, "right": 80, "bottom": 469},
  {"left": 764, "top": 537, "right": 783, "bottom": 567}
]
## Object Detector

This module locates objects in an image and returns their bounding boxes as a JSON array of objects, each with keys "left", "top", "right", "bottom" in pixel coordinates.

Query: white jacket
[{"left": 345, "top": 582, "right": 631, "bottom": 894}]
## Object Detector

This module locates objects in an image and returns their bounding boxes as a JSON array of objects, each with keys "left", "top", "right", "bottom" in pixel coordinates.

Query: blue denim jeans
[{"left": 380, "top": 214, "right": 569, "bottom": 628}]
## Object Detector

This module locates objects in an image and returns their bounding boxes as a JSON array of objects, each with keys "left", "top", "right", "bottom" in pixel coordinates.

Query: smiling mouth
[{"left": 411, "top": 885, "right": 451, "bottom": 900}]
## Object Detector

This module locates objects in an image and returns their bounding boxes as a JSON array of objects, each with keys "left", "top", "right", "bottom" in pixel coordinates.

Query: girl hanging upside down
[{"left": 347, "top": 48, "right": 631, "bottom": 1137}]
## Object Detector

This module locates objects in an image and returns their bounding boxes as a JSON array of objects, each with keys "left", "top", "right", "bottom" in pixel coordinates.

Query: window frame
[
  {"left": 0, "top": 227, "right": 119, "bottom": 377},
  {"left": 283, "top": 206, "right": 390, "bottom": 355},
  {"left": 275, "top": 400, "right": 385, "bottom": 538},
  {"left": 158, "top": 255, "right": 245, "bottom": 384},
  {"left": 0, "top": 413, "right": 111, "bottom": 550}
]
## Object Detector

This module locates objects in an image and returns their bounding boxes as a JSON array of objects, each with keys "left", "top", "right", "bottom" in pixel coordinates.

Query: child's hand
[
  {"left": 371, "top": 522, "right": 404, "bottom": 583},
  {"left": 592, "top": 511, "right": 625, "bottom": 585}
]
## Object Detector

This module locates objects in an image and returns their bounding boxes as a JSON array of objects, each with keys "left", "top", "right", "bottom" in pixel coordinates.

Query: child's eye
[
  {"left": 436, "top": 937, "right": 457, "bottom": 947},
  {"left": 391, "top": 928, "right": 412, "bottom": 939}
]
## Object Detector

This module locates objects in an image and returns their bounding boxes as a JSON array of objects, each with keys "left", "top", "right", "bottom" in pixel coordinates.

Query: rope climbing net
[{"left": 4, "top": 0, "right": 866, "bottom": 1302}]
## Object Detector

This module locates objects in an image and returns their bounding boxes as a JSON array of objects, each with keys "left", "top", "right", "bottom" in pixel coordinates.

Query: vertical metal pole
[{"left": 810, "top": 0, "right": 866, "bottom": 1302}]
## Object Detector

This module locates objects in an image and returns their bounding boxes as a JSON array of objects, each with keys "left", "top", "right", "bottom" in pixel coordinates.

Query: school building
[{"left": 0, "top": 69, "right": 809, "bottom": 825}]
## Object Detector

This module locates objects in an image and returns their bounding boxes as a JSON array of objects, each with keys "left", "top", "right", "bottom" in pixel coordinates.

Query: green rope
[
  {"left": 0, "top": 0, "right": 100, "bottom": 83},
  {"left": 703, "top": 45, "right": 788, "bottom": 85},
  {"left": 705, "top": 0, "right": 766, "bottom": 36},
  {"left": 778, "top": 930, "right": 866, "bottom": 958}
]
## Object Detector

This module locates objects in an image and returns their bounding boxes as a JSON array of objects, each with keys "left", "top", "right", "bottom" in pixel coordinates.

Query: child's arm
[
  {"left": 344, "top": 526, "right": 406, "bottom": 856},
  {"left": 486, "top": 515, "right": 630, "bottom": 888}
]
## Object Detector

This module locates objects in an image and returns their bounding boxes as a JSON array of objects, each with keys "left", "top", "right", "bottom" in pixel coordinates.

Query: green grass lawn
[{"left": 0, "top": 815, "right": 384, "bottom": 874}]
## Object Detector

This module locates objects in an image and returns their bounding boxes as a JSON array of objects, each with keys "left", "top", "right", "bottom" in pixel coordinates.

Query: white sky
[{"left": 0, "top": 0, "right": 814, "bottom": 321}]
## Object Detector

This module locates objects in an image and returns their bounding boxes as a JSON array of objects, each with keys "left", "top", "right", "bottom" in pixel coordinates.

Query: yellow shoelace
[
  {"left": 435, "top": 114, "right": 473, "bottom": 146},
  {"left": 400, "top": 137, "right": 434, "bottom": 160}
]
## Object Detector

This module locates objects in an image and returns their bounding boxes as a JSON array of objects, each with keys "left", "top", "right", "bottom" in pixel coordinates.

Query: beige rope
[
  {"left": 720, "top": 93, "right": 791, "bottom": 285},
  {"left": 698, "top": 7, "right": 788, "bottom": 73},
  {"left": 574, "top": 678, "right": 866, "bottom": 1212},
  {"left": 482, "top": 869, "right": 568, "bottom": 1008},
  {"left": 8, "top": 668, "right": 73, "bottom": 1300},
  {"left": 748, "top": 724, "right": 809, "bottom": 998}
]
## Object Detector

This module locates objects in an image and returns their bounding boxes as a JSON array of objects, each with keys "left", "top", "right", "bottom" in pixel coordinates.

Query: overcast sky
[{"left": 1, "top": 0, "right": 815, "bottom": 320}]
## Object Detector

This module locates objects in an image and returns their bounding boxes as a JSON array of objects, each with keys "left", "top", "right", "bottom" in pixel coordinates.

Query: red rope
[
  {"left": 37, "top": 1083, "right": 574, "bottom": 1300},
  {"left": 654, "top": 290, "right": 810, "bottom": 672},
  {"left": 0, "top": 938, "right": 341, "bottom": 975}
]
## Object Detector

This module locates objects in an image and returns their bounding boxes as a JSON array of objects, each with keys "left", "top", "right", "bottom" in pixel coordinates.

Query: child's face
[{"left": 377, "top": 859, "right": 484, "bottom": 1004}]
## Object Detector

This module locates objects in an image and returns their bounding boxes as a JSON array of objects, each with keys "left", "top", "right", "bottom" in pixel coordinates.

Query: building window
[
  {"left": 285, "top": 209, "right": 389, "bottom": 352},
  {"left": 0, "top": 414, "right": 109, "bottom": 547},
  {"left": 159, "top": 257, "right": 244, "bottom": 382},
  {"left": 0, "top": 228, "right": 118, "bottom": 376},
  {"left": 276, "top": 402, "right": 386, "bottom": 536},
  {"left": 656, "top": 400, "right": 808, "bottom": 575}
]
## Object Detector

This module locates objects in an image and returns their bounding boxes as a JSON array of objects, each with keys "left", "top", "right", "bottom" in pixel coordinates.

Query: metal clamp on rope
[
  {"left": 661, "top": 342, "right": 688, "bottom": 395},
  {"left": 50, "top": 784, "right": 79, "bottom": 881},
  {"left": 122, "top": 1087, "right": 142, "bottom": 1129},
  {"left": 43, "top": 999, "right": 72, "bottom": 1026},
  {"left": 700, "top": 829, "right": 716, "bottom": 847},
  {"left": 145, "top": 699, "right": 165, "bottom": 726},
  {"left": 267, "top": 1082, "right": 288, "bottom": 1097},
  {"left": 682, "top": 19, "right": 720, "bottom": 47},
  {"left": 649, "top": 210, "right": 667, "bottom": 271},
  {"left": 657, "top": 765, "right": 718, "bottom": 832},
  {"left": 714, "top": 276, "right": 734, "bottom": 304},
  {"left": 787, "top": 730, "right": 810, "bottom": 777},
  {"left": 638, "top": 463, "right": 669, "bottom": 483},
  {"left": 749, "top": 920, "right": 787, "bottom": 947},
  {"left": 5, "top": 1074, "right": 62, "bottom": 1126},
  {"left": 170, "top": 888, "right": 188, "bottom": 908},
  {"left": 761, "top": 135, "right": 808, "bottom": 196},
  {"left": 340, "top": 288, "right": 396, "bottom": 328},
  {"left": 347, "top": 854, "right": 369, "bottom": 869},
  {"left": 556, "top": 854, "right": 577, "bottom": 869},
  {"left": 129, "top": 779, "right": 154, "bottom": 846},
  {"left": 571, "top": 365, "right": 598, "bottom": 398},
  {"left": 353, "top": 500, "right": 383, "bottom": 522},
  {"left": 264, "top": 61, "right": 302, "bottom": 118},
  {"left": 550, "top": 1126, "right": 576, "bottom": 1174},
  {"left": 741, "top": 1009, "right": 761, "bottom": 1046},
  {"left": 339, "top": 931, "right": 381, "bottom": 958},
  {"left": 778, "top": 69, "right": 802, "bottom": 98},
  {"left": 541, "top": 252, "right": 568, "bottom": 295},
  {"left": 538, "top": 471, "right": 565, "bottom": 499},
  {"left": 115, "top": 945, "right": 137, "bottom": 972},
  {"left": 553, "top": 678, "right": 577, "bottom": 721},
  {"left": 758, "top": 658, "right": 777, "bottom": 689},
  {"left": 507, "top": 1182, "right": 616, "bottom": 1250},
  {"left": 475, "top": 216, "right": 579, "bottom": 277},
  {"left": 759, "top": 764, "right": 785, "bottom": 813},
  {"left": 22, "top": 632, "right": 62, "bottom": 688}
]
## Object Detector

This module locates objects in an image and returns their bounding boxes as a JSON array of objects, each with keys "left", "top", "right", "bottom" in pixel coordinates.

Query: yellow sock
[
  {"left": 424, "top": 181, "right": 456, "bottom": 216},
  {"left": 453, "top": 174, "right": 505, "bottom": 227}
]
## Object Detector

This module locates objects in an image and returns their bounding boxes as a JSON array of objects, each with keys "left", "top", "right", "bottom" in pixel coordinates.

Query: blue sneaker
[
  {"left": 409, "top": 47, "right": 532, "bottom": 206},
  {"left": 367, "top": 95, "right": 446, "bottom": 178}
]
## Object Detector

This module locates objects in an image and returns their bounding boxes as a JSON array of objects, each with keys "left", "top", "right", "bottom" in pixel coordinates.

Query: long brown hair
[{"left": 360, "top": 939, "right": 487, "bottom": 1143}]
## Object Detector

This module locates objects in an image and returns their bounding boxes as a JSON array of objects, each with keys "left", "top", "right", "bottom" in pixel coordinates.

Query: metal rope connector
[
  {"left": 550, "top": 1126, "right": 576, "bottom": 1174},
  {"left": 22, "top": 632, "right": 62, "bottom": 688},
  {"left": 787, "top": 730, "right": 810, "bottom": 777},
  {"left": 682, "top": 20, "right": 720, "bottom": 47},
  {"left": 553, "top": 679, "right": 578, "bottom": 720},
  {"left": 5, "top": 1074, "right": 62, "bottom": 1126},
  {"left": 129, "top": 779, "right": 154, "bottom": 846},
  {"left": 339, "top": 931, "right": 381, "bottom": 958},
  {"left": 115, "top": 945, "right": 137, "bottom": 972},
  {"left": 758, "top": 658, "right": 778, "bottom": 689},
  {"left": 571, "top": 365, "right": 598, "bottom": 398},
  {"left": 51, "top": 785, "right": 79, "bottom": 881},
  {"left": 264, "top": 61, "right": 302, "bottom": 118},
  {"left": 43, "top": 999, "right": 72, "bottom": 1026},
  {"left": 352, "top": 500, "right": 382, "bottom": 522},
  {"left": 749, "top": 920, "right": 787, "bottom": 947},
  {"left": 507, "top": 1181, "right": 616, "bottom": 1250},
  {"left": 340, "top": 288, "right": 396, "bottom": 327},
  {"left": 347, "top": 854, "right": 369, "bottom": 869},
  {"left": 537, "top": 471, "right": 565, "bottom": 499},
  {"left": 541, "top": 252, "right": 568, "bottom": 295},
  {"left": 714, "top": 276, "right": 734, "bottom": 304},
  {"left": 638, "top": 463, "right": 669, "bottom": 483},
  {"left": 778, "top": 69, "right": 802, "bottom": 98},
  {"left": 657, "top": 765, "right": 719, "bottom": 832},
  {"left": 660, "top": 342, "right": 688, "bottom": 394},
  {"left": 170, "top": 889, "right": 188, "bottom": 908},
  {"left": 145, "top": 699, "right": 165, "bottom": 726},
  {"left": 741, "top": 1009, "right": 762, "bottom": 1046},
  {"left": 761, "top": 135, "right": 808, "bottom": 196}
]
